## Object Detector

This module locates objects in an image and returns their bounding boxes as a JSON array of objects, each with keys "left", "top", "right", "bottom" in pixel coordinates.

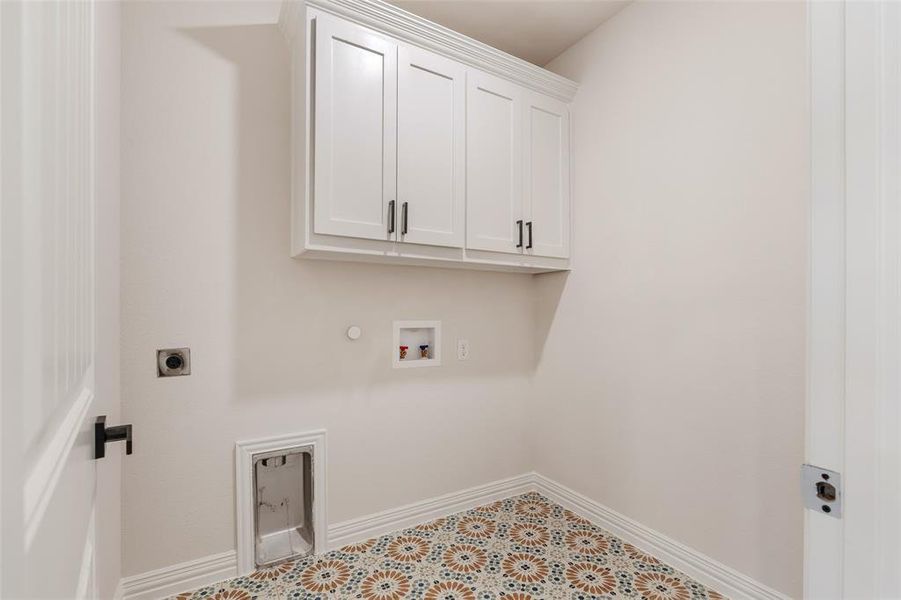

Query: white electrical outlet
[{"left": 457, "top": 339, "right": 470, "bottom": 361}]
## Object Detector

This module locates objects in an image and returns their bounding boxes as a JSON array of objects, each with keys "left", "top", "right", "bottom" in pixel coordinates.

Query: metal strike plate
[{"left": 801, "top": 464, "right": 841, "bottom": 518}]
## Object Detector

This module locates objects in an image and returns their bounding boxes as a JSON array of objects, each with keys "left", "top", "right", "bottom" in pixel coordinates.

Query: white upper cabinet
[
  {"left": 466, "top": 70, "right": 523, "bottom": 255},
  {"left": 286, "top": 0, "right": 577, "bottom": 272},
  {"left": 524, "top": 92, "right": 571, "bottom": 258},
  {"left": 312, "top": 14, "right": 397, "bottom": 241},
  {"left": 397, "top": 46, "right": 465, "bottom": 248}
]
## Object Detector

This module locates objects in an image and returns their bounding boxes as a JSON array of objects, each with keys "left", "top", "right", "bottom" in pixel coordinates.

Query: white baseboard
[
  {"left": 531, "top": 473, "right": 791, "bottom": 600},
  {"left": 119, "top": 473, "right": 535, "bottom": 599},
  {"left": 119, "top": 551, "right": 237, "bottom": 600},
  {"left": 327, "top": 472, "right": 536, "bottom": 550},
  {"left": 120, "top": 472, "right": 788, "bottom": 600}
]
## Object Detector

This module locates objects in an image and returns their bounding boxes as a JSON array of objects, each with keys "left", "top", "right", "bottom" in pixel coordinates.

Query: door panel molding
[{"left": 24, "top": 383, "right": 95, "bottom": 548}]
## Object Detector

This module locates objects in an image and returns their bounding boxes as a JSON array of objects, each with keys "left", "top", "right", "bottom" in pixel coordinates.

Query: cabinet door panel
[
  {"left": 466, "top": 71, "right": 523, "bottom": 254},
  {"left": 313, "top": 14, "right": 397, "bottom": 240},
  {"left": 524, "top": 92, "right": 570, "bottom": 258},
  {"left": 397, "top": 46, "right": 465, "bottom": 247}
]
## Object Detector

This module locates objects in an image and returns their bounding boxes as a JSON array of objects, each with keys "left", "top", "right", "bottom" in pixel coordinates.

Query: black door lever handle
[{"left": 95, "top": 415, "right": 133, "bottom": 459}]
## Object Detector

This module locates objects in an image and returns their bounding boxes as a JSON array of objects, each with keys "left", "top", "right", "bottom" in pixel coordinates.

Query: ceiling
[{"left": 387, "top": 0, "right": 629, "bottom": 66}]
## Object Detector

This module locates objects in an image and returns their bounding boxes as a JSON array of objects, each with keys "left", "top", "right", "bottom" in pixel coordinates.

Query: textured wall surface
[
  {"left": 532, "top": 2, "right": 808, "bottom": 596},
  {"left": 121, "top": 0, "right": 533, "bottom": 575},
  {"left": 121, "top": 1, "right": 808, "bottom": 595}
]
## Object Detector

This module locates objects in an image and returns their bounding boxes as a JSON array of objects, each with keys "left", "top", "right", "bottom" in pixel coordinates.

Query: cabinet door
[
  {"left": 524, "top": 91, "right": 570, "bottom": 258},
  {"left": 466, "top": 70, "right": 523, "bottom": 254},
  {"left": 397, "top": 46, "right": 465, "bottom": 248},
  {"left": 313, "top": 14, "right": 397, "bottom": 241}
]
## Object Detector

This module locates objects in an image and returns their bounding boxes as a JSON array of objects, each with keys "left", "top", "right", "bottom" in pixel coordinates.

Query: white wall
[
  {"left": 121, "top": 0, "right": 808, "bottom": 592},
  {"left": 534, "top": 1, "right": 807, "bottom": 596},
  {"left": 120, "top": 0, "right": 533, "bottom": 577}
]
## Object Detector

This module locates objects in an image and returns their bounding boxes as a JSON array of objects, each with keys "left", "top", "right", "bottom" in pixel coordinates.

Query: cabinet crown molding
[{"left": 278, "top": 0, "right": 579, "bottom": 102}]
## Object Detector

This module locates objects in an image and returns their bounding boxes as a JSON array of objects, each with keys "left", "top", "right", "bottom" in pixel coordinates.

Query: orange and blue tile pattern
[{"left": 170, "top": 493, "right": 727, "bottom": 600}]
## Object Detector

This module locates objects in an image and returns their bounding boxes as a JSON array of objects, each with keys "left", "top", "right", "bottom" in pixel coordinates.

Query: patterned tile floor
[{"left": 170, "top": 493, "right": 726, "bottom": 600}]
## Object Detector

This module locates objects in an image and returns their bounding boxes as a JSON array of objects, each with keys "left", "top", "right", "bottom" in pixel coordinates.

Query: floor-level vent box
[{"left": 236, "top": 431, "right": 326, "bottom": 575}]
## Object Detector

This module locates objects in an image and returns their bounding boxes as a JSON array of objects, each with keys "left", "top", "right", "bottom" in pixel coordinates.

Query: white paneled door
[
  {"left": 313, "top": 13, "right": 397, "bottom": 241},
  {"left": 807, "top": 2, "right": 901, "bottom": 598},
  {"left": 466, "top": 70, "right": 523, "bottom": 254},
  {"left": 524, "top": 92, "right": 570, "bottom": 259},
  {"left": 2, "top": 1, "right": 120, "bottom": 598},
  {"left": 397, "top": 46, "right": 465, "bottom": 248}
]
